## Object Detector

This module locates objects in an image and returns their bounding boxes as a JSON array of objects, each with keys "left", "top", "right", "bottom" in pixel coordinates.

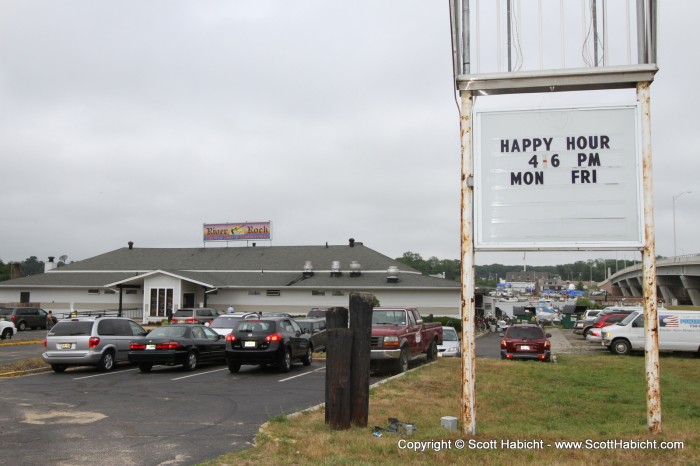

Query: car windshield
[
  {"left": 236, "top": 321, "right": 273, "bottom": 332},
  {"left": 0, "top": 309, "right": 11, "bottom": 316},
  {"left": 49, "top": 322, "right": 94, "bottom": 336},
  {"left": 173, "top": 310, "right": 192, "bottom": 317},
  {"left": 372, "top": 310, "right": 406, "bottom": 325},
  {"left": 442, "top": 328, "right": 458, "bottom": 341},
  {"left": 298, "top": 322, "right": 313, "bottom": 332},
  {"left": 148, "top": 326, "right": 188, "bottom": 338},
  {"left": 619, "top": 313, "right": 640, "bottom": 326},
  {"left": 506, "top": 327, "right": 544, "bottom": 340}
]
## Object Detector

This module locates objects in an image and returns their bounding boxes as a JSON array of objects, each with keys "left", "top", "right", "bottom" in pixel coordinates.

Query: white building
[{"left": 0, "top": 241, "right": 460, "bottom": 322}]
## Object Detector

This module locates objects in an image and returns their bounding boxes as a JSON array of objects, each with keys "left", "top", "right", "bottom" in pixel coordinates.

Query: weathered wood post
[
  {"left": 349, "top": 292, "right": 373, "bottom": 427},
  {"left": 325, "top": 307, "right": 350, "bottom": 428}
]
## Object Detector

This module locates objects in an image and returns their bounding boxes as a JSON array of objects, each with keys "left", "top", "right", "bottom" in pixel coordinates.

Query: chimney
[
  {"left": 349, "top": 238, "right": 355, "bottom": 247},
  {"left": 128, "top": 241, "right": 134, "bottom": 250},
  {"left": 45, "top": 256, "right": 57, "bottom": 273}
]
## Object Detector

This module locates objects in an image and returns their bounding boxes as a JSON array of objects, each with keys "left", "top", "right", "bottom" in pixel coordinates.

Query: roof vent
[
  {"left": 128, "top": 241, "right": 134, "bottom": 250},
  {"left": 330, "top": 261, "right": 342, "bottom": 277},
  {"left": 349, "top": 238, "right": 355, "bottom": 247},
  {"left": 303, "top": 261, "right": 314, "bottom": 278},
  {"left": 387, "top": 265, "right": 400, "bottom": 283},
  {"left": 349, "top": 261, "right": 361, "bottom": 277}
]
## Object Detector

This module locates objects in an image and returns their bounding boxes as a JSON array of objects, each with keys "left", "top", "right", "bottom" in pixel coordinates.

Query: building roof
[{"left": 0, "top": 243, "right": 459, "bottom": 290}]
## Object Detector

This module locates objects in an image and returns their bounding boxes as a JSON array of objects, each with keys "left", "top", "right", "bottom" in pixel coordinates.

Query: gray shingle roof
[{"left": 0, "top": 244, "right": 459, "bottom": 290}]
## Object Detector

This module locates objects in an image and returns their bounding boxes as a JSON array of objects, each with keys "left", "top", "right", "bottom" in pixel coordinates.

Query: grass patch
[
  {"left": 0, "top": 358, "right": 47, "bottom": 376},
  {"left": 201, "top": 354, "right": 700, "bottom": 466}
]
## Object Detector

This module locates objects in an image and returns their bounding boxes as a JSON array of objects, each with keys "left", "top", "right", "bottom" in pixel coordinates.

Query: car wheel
[
  {"left": 1, "top": 328, "right": 11, "bottom": 340},
  {"left": 395, "top": 347, "right": 409, "bottom": 374},
  {"left": 278, "top": 348, "right": 291, "bottom": 373},
  {"left": 51, "top": 364, "right": 67, "bottom": 373},
  {"left": 228, "top": 360, "right": 241, "bottom": 373},
  {"left": 426, "top": 339, "right": 438, "bottom": 361},
  {"left": 98, "top": 351, "right": 115, "bottom": 371},
  {"left": 611, "top": 339, "right": 631, "bottom": 355},
  {"left": 139, "top": 363, "right": 153, "bottom": 373},
  {"left": 302, "top": 345, "right": 313, "bottom": 366},
  {"left": 184, "top": 351, "right": 198, "bottom": 371},
  {"left": 17, "top": 321, "right": 27, "bottom": 331}
]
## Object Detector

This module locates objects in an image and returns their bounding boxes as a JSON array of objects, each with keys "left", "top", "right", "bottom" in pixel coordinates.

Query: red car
[
  {"left": 500, "top": 324, "right": 552, "bottom": 362},
  {"left": 585, "top": 313, "right": 630, "bottom": 343}
]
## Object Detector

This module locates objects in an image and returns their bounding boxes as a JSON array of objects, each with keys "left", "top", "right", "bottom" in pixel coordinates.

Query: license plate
[
  {"left": 244, "top": 341, "right": 256, "bottom": 348},
  {"left": 520, "top": 345, "right": 531, "bottom": 351},
  {"left": 146, "top": 344, "right": 156, "bottom": 350},
  {"left": 60, "top": 343, "right": 72, "bottom": 350}
]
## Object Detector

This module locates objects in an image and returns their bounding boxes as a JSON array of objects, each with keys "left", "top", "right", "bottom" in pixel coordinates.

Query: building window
[
  {"left": 104, "top": 289, "right": 116, "bottom": 295},
  {"left": 266, "top": 290, "right": 281, "bottom": 297},
  {"left": 248, "top": 290, "right": 261, "bottom": 295},
  {"left": 125, "top": 289, "right": 138, "bottom": 295},
  {"left": 88, "top": 289, "right": 100, "bottom": 295},
  {"left": 149, "top": 288, "right": 174, "bottom": 317},
  {"left": 332, "top": 290, "right": 345, "bottom": 296},
  {"left": 311, "top": 290, "right": 326, "bottom": 296}
]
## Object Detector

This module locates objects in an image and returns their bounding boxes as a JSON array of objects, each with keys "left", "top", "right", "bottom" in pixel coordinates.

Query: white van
[{"left": 601, "top": 309, "right": 700, "bottom": 355}]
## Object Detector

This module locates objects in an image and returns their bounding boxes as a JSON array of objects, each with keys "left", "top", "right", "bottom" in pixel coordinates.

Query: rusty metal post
[
  {"left": 459, "top": 89, "right": 476, "bottom": 436},
  {"left": 638, "top": 80, "right": 661, "bottom": 434}
]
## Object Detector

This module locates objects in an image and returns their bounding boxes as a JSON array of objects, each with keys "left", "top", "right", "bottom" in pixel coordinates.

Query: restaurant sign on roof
[{"left": 203, "top": 222, "right": 272, "bottom": 242}]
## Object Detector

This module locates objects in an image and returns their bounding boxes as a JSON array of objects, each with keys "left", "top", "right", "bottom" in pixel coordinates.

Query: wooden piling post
[{"left": 349, "top": 292, "right": 373, "bottom": 427}]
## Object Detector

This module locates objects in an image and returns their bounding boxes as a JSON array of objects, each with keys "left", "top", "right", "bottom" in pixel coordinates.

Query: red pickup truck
[{"left": 370, "top": 307, "right": 443, "bottom": 374}]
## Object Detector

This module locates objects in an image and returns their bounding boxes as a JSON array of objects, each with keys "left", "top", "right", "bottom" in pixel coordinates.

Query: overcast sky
[{"left": 1, "top": 1, "right": 697, "bottom": 268}]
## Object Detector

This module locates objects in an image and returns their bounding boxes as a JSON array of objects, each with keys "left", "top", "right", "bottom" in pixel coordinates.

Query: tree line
[{"left": 395, "top": 251, "right": 643, "bottom": 284}]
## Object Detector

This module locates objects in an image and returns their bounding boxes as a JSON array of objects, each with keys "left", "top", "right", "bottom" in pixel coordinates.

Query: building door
[
  {"left": 20, "top": 292, "right": 30, "bottom": 303},
  {"left": 149, "top": 288, "right": 173, "bottom": 317},
  {"left": 183, "top": 293, "right": 195, "bottom": 308}
]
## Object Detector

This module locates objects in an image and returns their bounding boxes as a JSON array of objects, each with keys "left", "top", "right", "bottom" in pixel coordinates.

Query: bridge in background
[{"left": 601, "top": 254, "right": 700, "bottom": 306}]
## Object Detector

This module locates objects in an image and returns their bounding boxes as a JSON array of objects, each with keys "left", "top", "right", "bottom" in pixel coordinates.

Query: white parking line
[
  {"left": 73, "top": 368, "right": 138, "bottom": 380},
  {"left": 279, "top": 366, "right": 325, "bottom": 382},
  {"left": 171, "top": 367, "right": 230, "bottom": 381}
]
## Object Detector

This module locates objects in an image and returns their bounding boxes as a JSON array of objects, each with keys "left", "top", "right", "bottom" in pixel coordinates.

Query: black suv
[
  {"left": 0, "top": 307, "right": 49, "bottom": 331},
  {"left": 225, "top": 317, "right": 313, "bottom": 373}
]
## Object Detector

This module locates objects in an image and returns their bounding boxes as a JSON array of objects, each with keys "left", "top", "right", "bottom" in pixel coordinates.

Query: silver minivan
[{"left": 43, "top": 317, "right": 147, "bottom": 372}]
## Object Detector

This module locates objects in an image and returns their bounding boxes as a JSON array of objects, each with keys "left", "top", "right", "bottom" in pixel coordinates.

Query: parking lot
[{"left": 0, "top": 357, "right": 329, "bottom": 465}]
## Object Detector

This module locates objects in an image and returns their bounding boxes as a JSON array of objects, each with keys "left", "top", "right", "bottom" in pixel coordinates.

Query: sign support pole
[
  {"left": 638, "top": 81, "right": 661, "bottom": 434},
  {"left": 459, "top": 89, "right": 476, "bottom": 436}
]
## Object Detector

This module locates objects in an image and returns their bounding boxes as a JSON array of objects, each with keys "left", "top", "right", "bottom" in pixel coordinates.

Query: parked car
[
  {"left": 42, "top": 317, "right": 148, "bottom": 372},
  {"left": 296, "top": 317, "right": 327, "bottom": 352},
  {"left": 225, "top": 317, "right": 313, "bottom": 373},
  {"left": 574, "top": 307, "right": 640, "bottom": 337},
  {"left": 307, "top": 308, "right": 327, "bottom": 319},
  {"left": 128, "top": 324, "right": 226, "bottom": 372},
  {"left": 171, "top": 307, "right": 221, "bottom": 325},
  {"left": 585, "top": 313, "right": 630, "bottom": 343},
  {"left": 438, "top": 326, "right": 461, "bottom": 357},
  {"left": 500, "top": 323, "right": 552, "bottom": 362},
  {"left": 209, "top": 313, "right": 260, "bottom": 336},
  {"left": 0, "top": 307, "right": 50, "bottom": 331},
  {"left": 0, "top": 320, "right": 17, "bottom": 340}
]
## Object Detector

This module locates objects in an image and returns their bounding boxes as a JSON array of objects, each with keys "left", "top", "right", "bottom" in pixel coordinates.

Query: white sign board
[{"left": 474, "top": 105, "right": 643, "bottom": 250}]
